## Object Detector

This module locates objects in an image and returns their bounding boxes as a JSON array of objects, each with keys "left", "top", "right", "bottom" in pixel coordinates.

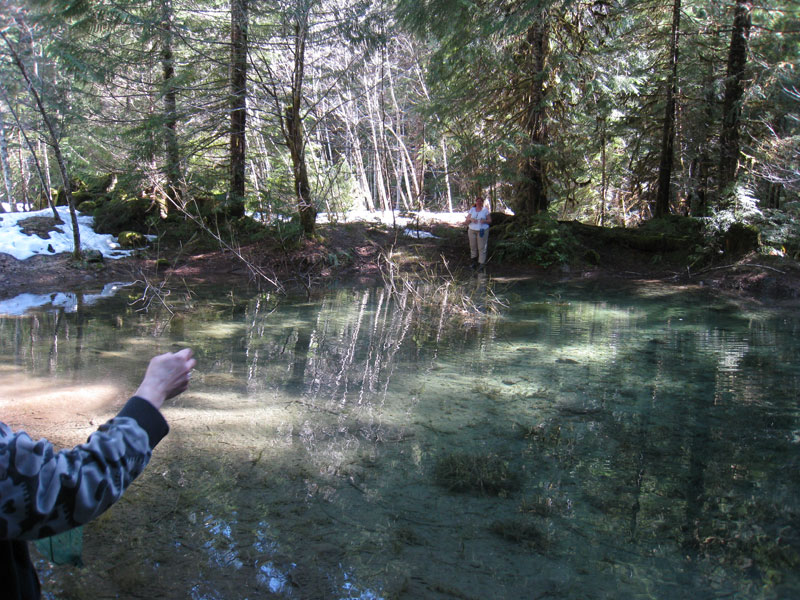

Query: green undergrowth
[
  {"left": 493, "top": 214, "right": 577, "bottom": 267},
  {"left": 433, "top": 452, "right": 522, "bottom": 496}
]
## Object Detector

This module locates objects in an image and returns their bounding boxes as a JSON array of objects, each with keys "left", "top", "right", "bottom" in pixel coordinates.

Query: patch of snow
[
  {"left": 402, "top": 228, "right": 439, "bottom": 239},
  {"left": 316, "top": 209, "right": 467, "bottom": 228},
  {"left": 0, "top": 206, "right": 132, "bottom": 261}
]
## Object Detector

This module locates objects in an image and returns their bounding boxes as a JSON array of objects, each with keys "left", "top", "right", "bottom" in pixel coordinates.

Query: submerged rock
[{"left": 555, "top": 358, "right": 579, "bottom": 364}]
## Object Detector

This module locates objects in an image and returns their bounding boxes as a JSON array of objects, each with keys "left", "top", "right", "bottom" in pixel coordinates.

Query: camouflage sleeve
[{"left": 0, "top": 396, "right": 169, "bottom": 541}]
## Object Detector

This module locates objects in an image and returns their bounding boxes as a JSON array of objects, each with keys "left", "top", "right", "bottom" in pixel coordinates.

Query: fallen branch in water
[{"left": 693, "top": 263, "right": 786, "bottom": 276}]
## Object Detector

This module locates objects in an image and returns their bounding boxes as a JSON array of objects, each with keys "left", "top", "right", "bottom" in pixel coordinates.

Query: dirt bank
[{"left": 2, "top": 220, "right": 800, "bottom": 306}]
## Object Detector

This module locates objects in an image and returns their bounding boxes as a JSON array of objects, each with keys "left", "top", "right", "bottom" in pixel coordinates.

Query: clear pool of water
[{"left": 1, "top": 278, "right": 798, "bottom": 599}]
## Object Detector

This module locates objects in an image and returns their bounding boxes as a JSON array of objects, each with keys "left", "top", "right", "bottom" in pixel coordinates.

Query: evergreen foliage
[
  {"left": 493, "top": 213, "right": 578, "bottom": 267},
  {"left": 0, "top": 0, "right": 796, "bottom": 247}
]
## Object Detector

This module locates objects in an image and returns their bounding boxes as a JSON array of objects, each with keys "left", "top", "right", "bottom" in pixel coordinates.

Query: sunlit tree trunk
[
  {"left": 161, "top": 0, "right": 181, "bottom": 209},
  {"left": 340, "top": 89, "right": 374, "bottom": 211},
  {"left": 38, "top": 138, "right": 51, "bottom": 208},
  {"left": 718, "top": 0, "right": 752, "bottom": 201},
  {"left": 365, "top": 78, "right": 390, "bottom": 212},
  {"left": 654, "top": 0, "right": 681, "bottom": 218},
  {"left": 0, "top": 106, "right": 13, "bottom": 212},
  {"left": 441, "top": 137, "right": 452, "bottom": 212},
  {"left": 230, "top": 0, "right": 248, "bottom": 216},
  {"left": 17, "top": 130, "right": 29, "bottom": 210},
  {"left": 416, "top": 122, "right": 426, "bottom": 211},
  {"left": 386, "top": 125, "right": 416, "bottom": 210}
]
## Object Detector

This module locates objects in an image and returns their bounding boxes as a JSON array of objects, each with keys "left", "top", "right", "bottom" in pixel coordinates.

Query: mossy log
[
  {"left": 564, "top": 221, "right": 695, "bottom": 252},
  {"left": 94, "top": 196, "right": 154, "bottom": 236}
]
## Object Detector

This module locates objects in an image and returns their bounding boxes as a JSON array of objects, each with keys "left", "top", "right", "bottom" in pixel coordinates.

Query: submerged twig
[{"left": 693, "top": 262, "right": 786, "bottom": 276}]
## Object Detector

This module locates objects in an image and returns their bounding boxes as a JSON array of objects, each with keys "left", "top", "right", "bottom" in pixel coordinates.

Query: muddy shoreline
[{"left": 2, "top": 221, "right": 799, "bottom": 308}]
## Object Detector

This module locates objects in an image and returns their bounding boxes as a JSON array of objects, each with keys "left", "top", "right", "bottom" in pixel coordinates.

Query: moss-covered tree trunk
[
  {"left": 283, "top": 20, "right": 316, "bottom": 236},
  {"left": 161, "top": 0, "right": 181, "bottom": 211},
  {"left": 515, "top": 18, "right": 550, "bottom": 217}
]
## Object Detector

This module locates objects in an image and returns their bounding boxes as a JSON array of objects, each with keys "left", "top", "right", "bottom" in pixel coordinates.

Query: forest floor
[{"left": 2, "top": 218, "right": 800, "bottom": 307}]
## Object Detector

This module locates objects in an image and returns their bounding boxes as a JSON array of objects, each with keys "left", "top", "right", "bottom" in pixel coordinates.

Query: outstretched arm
[{"left": 0, "top": 349, "right": 194, "bottom": 541}]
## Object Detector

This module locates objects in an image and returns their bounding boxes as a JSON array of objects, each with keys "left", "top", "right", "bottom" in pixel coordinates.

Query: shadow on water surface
[{"left": 1, "top": 278, "right": 799, "bottom": 599}]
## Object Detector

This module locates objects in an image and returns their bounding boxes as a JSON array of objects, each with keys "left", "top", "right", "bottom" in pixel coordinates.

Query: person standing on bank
[
  {"left": 466, "top": 196, "right": 491, "bottom": 271},
  {"left": 0, "top": 348, "right": 196, "bottom": 600}
]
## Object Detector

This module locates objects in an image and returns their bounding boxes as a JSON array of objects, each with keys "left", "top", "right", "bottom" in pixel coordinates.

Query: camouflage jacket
[{"left": 0, "top": 396, "right": 169, "bottom": 599}]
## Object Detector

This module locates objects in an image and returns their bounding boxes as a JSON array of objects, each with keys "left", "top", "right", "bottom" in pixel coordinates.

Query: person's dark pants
[{"left": 1, "top": 541, "right": 41, "bottom": 600}]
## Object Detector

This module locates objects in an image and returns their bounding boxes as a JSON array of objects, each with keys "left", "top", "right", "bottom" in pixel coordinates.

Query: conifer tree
[
  {"left": 230, "top": 0, "right": 248, "bottom": 216},
  {"left": 718, "top": 0, "right": 753, "bottom": 200}
]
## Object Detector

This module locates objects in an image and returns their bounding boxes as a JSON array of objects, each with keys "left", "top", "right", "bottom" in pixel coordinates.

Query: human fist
[{"left": 134, "top": 348, "right": 196, "bottom": 410}]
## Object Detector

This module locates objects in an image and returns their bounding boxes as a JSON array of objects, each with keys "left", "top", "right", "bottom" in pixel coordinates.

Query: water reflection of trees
[
  {"left": 240, "top": 281, "right": 502, "bottom": 409},
  {"left": 0, "top": 302, "right": 81, "bottom": 376},
  {"left": 528, "top": 319, "right": 800, "bottom": 596},
  {"left": 4, "top": 283, "right": 799, "bottom": 596}
]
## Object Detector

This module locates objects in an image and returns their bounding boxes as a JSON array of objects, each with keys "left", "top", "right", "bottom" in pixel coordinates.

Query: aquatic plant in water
[
  {"left": 433, "top": 452, "right": 522, "bottom": 496},
  {"left": 489, "top": 518, "right": 549, "bottom": 551}
]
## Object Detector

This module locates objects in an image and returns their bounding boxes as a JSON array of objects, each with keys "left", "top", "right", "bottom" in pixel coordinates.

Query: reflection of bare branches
[
  {"left": 297, "top": 271, "right": 316, "bottom": 301},
  {"left": 379, "top": 247, "right": 508, "bottom": 325},
  {"left": 300, "top": 255, "right": 510, "bottom": 408}
]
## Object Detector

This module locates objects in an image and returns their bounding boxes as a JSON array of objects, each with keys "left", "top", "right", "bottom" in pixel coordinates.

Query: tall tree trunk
[
  {"left": 600, "top": 116, "right": 607, "bottom": 226},
  {"left": 161, "top": 0, "right": 181, "bottom": 210},
  {"left": 441, "top": 137, "right": 452, "bottom": 212},
  {"left": 284, "top": 20, "right": 316, "bottom": 235},
  {"left": 655, "top": 0, "right": 681, "bottom": 218},
  {"left": 341, "top": 90, "right": 374, "bottom": 211},
  {"left": 691, "top": 81, "right": 715, "bottom": 217},
  {"left": 17, "top": 129, "right": 29, "bottom": 210},
  {"left": 387, "top": 64, "right": 414, "bottom": 211},
  {"left": 1, "top": 30, "right": 80, "bottom": 256},
  {"left": 230, "top": 0, "right": 248, "bottom": 217},
  {"left": 718, "top": 0, "right": 753, "bottom": 201},
  {"left": 365, "top": 78, "right": 390, "bottom": 212},
  {"left": 0, "top": 106, "right": 13, "bottom": 212},
  {"left": 39, "top": 138, "right": 52, "bottom": 210},
  {"left": 30, "top": 27, "right": 52, "bottom": 214},
  {"left": 516, "top": 18, "right": 550, "bottom": 216},
  {"left": 417, "top": 122, "right": 426, "bottom": 211},
  {"left": 386, "top": 124, "right": 416, "bottom": 210}
]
